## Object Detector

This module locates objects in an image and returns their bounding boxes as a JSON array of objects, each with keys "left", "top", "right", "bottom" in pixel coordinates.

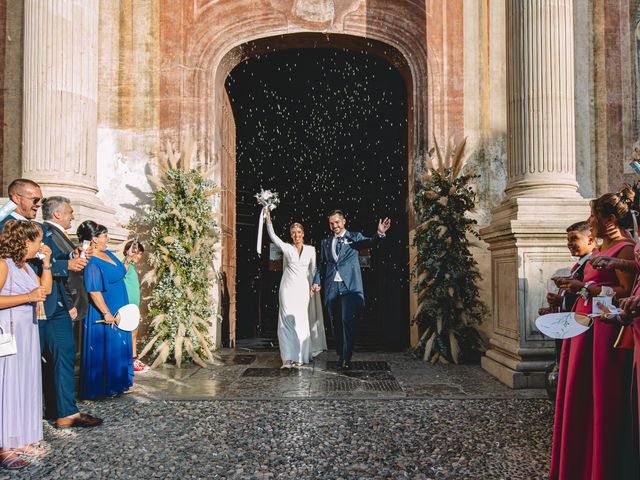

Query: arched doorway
[
  {"left": 215, "top": 33, "right": 426, "bottom": 349},
  {"left": 225, "top": 44, "right": 410, "bottom": 350},
  {"left": 158, "top": 1, "right": 466, "bottom": 349}
]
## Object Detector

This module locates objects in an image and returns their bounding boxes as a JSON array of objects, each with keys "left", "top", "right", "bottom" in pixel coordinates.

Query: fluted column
[
  {"left": 480, "top": 0, "right": 588, "bottom": 389},
  {"left": 22, "top": 0, "right": 99, "bottom": 201},
  {"left": 505, "top": 0, "right": 579, "bottom": 198}
]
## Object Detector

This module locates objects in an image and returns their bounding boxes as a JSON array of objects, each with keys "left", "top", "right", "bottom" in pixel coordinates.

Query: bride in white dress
[{"left": 264, "top": 208, "right": 327, "bottom": 368}]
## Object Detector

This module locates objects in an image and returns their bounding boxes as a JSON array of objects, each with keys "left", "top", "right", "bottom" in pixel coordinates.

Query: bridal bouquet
[
  {"left": 255, "top": 189, "right": 280, "bottom": 255},
  {"left": 255, "top": 189, "right": 280, "bottom": 211}
]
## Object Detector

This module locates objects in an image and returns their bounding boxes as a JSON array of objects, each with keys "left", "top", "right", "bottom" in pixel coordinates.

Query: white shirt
[
  {"left": 332, "top": 232, "right": 347, "bottom": 282},
  {"left": 44, "top": 220, "right": 66, "bottom": 234},
  {"left": 10, "top": 212, "right": 27, "bottom": 221}
]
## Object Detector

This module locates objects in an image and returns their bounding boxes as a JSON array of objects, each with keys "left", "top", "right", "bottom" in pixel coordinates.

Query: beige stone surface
[
  {"left": 4, "top": 1, "right": 625, "bottom": 387},
  {"left": 2, "top": 0, "right": 24, "bottom": 192}
]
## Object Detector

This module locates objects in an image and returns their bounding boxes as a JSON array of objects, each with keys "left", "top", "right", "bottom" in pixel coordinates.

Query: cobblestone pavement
[{"left": 2, "top": 352, "right": 554, "bottom": 479}]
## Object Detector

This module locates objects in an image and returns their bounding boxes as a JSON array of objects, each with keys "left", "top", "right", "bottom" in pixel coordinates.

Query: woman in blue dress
[{"left": 77, "top": 221, "right": 132, "bottom": 399}]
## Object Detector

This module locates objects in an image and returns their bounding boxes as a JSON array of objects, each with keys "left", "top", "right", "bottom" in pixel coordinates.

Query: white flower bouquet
[
  {"left": 255, "top": 189, "right": 280, "bottom": 211},
  {"left": 255, "top": 189, "right": 280, "bottom": 255}
]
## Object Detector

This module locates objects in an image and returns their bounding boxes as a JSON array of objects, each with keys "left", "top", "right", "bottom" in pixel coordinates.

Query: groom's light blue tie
[{"left": 335, "top": 237, "right": 343, "bottom": 256}]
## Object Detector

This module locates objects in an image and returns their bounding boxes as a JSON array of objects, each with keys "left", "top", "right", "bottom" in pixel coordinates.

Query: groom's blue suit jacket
[{"left": 313, "top": 230, "right": 384, "bottom": 308}]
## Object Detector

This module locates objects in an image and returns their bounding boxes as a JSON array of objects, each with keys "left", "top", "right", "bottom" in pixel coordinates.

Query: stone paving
[
  {"left": 2, "top": 351, "right": 554, "bottom": 479},
  {"left": 130, "top": 351, "right": 548, "bottom": 401}
]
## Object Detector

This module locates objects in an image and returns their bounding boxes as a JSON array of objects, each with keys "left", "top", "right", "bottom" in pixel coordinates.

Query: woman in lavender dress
[{"left": 0, "top": 220, "right": 52, "bottom": 470}]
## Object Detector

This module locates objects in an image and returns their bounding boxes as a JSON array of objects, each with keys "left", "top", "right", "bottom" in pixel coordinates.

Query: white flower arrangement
[{"left": 255, "top": 189, "right": 280, "bottom": 211}]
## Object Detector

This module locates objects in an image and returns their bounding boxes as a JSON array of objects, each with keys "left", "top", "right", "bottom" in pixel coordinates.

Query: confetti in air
[{"left": 225, "top": 44, "right": 411, "bottom": 346}]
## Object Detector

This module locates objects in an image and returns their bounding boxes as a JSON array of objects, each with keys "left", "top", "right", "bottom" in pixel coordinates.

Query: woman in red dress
[
  {"left": 550, "top": 188, "right": 637, "bottom": 479},
  {"left": 607, "top": 236, "right": 640, "bottom": 465}
]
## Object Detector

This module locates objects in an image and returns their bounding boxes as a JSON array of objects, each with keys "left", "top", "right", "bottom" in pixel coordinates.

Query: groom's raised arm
[{"left": 351, "top": 218, "right": 392, "bottom": 249}]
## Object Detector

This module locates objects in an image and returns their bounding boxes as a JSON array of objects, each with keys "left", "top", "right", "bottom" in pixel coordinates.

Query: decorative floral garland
[
  {"left": 139, "top": 141, "right": 221, "bottom": 368},
  {"left": 412, "top": 138, "right": 488, "bottom": 364}
]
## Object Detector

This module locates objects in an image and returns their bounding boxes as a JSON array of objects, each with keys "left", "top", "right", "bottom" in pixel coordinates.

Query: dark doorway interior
[{"left": 226, "top": 47, "right": 409, "bottom": 351}]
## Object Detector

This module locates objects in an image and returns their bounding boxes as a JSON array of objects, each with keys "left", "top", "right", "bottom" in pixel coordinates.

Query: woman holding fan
[
  {"left": 550, "top": 187, "right": 638, "bottom": 479},
  {"left": 77, "top": 221, "right": 133, "bottom": 399}
]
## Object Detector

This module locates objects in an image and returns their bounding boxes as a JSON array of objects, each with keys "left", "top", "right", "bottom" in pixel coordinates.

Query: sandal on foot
[
  {"left": 16, "top": 444, "right": 45, "bottom": 457},
  {"left": 1, "top": 450, "right": 27, "bottom": 470}
]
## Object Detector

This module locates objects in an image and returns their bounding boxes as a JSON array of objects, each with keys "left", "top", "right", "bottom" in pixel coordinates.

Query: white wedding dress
[{"left": 266, "top": 222, "right": 327, "bottom": 363}]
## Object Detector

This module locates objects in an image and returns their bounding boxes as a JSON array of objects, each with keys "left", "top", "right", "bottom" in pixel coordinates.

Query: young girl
[{"left": 122, "top": 239, "right": 148, "bottom": 373}]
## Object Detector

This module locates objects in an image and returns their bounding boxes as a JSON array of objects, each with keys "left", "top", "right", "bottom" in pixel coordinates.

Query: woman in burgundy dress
[
  {"left": 551, "top": 188, "right": 638, "bottom": 479},
  {"left": 605, "top": 236, "right": 640, "bottom": 465}
]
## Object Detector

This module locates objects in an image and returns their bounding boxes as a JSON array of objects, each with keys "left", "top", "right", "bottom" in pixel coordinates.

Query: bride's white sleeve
[{"left": 266, "top": 222, "right": 287, "bottom": 251}]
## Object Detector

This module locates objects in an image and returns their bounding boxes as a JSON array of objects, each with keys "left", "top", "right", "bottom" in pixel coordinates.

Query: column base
[
  {"left": 480, "top": 196, "right": 589, "bottom": 389},
  {"left": 481, "top": 349, "right": 550, "bottom": 389},
  {"left": 481, "top": 355, "right": 546, "bottom": 389}
]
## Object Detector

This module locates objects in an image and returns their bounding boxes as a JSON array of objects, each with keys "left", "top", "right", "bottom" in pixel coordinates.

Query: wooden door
[{"left": 220, "top": 90, "right": 237, "bottom": 347}]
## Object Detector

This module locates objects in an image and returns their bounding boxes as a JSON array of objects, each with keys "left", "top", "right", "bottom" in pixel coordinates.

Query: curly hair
[
  {"left": 0, "top": 220, "right": 42, "bottom": 267},
  {"left": 590, "top": 185, "right": 636, "bottom": 230}
]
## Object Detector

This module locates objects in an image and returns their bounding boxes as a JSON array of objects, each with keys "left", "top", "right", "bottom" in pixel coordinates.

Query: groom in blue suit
[{"left": 312, "top": 210, "right": 391, "bottom": 369}]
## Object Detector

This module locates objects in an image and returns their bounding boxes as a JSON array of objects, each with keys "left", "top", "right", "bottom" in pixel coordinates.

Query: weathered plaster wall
[
  {"left": 593, "top": 0, "right": 636, "bottom": 193},
  {"left": 463, "top": 0, "right": 507, "bottom": 341},
  {"left": 96, "top": 0, "right": 160, "bottom": 227},
  {"left": 96, "top": 0, "right": 162, "bottom": 345},
  {"left": 574, "top": 0, "right": 597, "bottom": 199},
  {"left": 2, "top": 0, "right": 23, "bottom": 193}
]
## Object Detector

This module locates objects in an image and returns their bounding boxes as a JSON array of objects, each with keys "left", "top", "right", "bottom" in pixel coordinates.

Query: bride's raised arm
[{"left": 264, "top": 207, "right": 287, "bottom": 251}]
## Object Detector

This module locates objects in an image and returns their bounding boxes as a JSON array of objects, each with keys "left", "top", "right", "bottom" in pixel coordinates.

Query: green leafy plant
[
  {"left": 139, "top": 140, "right": 221, "bottom": 368},
  {"left": 412, "top": 138, "right": 487, "bottom": 364}
]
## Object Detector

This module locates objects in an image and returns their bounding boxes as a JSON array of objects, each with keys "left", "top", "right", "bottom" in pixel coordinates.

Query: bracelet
[
  {"left": 579, "top": 281, "right": 595, "bottom": 303},
  {"left": 42, "top": 265, "right": 51, "bottom": 270}
]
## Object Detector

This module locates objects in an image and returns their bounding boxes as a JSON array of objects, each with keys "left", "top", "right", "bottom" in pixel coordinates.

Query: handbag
[{"left": 0, "top": 321, "right": 17, "bottom": 357}]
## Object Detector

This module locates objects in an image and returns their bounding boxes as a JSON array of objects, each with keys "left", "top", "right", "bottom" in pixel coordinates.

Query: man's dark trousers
[
  {"left": 39, "top": 305, "right": 78, "bottom": 419},
  {"left": 327, "top": 281, "right": 358, "bottom": 362}
]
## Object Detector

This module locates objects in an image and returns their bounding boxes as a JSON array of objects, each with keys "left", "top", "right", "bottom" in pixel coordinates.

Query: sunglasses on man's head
[{"left": 17, "top": 193, "right": 44, "bottom": 204}]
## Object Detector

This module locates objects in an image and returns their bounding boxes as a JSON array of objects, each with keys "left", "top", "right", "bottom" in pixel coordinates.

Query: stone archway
[{"left": 158, "top": 0, "right": 465, "bottom": 347}]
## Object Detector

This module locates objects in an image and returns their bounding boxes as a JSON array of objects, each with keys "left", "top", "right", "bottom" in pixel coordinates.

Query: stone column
[
  {"left": 22, "top": 0, "right": 125, "bottom": 239},
  {"left": 480, "top": 0, "right": 589, "bottom": 388}
]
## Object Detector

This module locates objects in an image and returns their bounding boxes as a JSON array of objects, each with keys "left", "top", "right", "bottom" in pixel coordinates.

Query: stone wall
[{"left": 3, "top": 0, "right": 638, "bottom": 371}]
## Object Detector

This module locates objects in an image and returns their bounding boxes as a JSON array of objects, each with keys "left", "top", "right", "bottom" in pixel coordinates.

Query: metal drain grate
[
  {"left": 322, "top": 378, "right": 403, "bottom": 393},
  {"left": 242, "top": 368, "right": 309, "bottom": 377},
  {"left": 242, "top": 368, "right": 284, "bottom": 377},
  {"left": 324, "top": 379, "right": 360, "bottom": 392},
  {"left": 325, "top": 361, "right": 390, "bottom": 372},
  {"left": 363, "top": 379, "right": 403, "bottom": 392}
]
